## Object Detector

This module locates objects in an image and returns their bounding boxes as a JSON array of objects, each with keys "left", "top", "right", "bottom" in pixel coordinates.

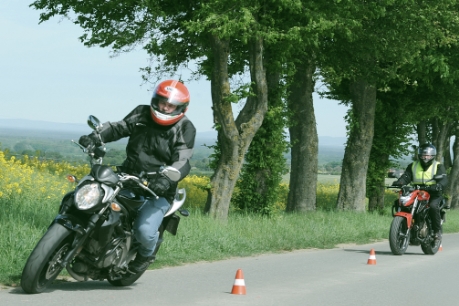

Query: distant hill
[
  {"left": 0, "top": 118, "right": 216, "bottom": 142},
  {"left": 0, "top": 118, "right": 347, "bottom": 147},
  {"left": 0, "top": 118, "right": 88, "bottom": 133},
  {"left": 0, "top": 118, "right": 346, "bottom": 165}
]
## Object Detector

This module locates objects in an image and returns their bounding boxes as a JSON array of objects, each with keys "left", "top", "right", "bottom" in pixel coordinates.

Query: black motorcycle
[{"left": 21, "top": 115, "right": 189, "bottom": 294}]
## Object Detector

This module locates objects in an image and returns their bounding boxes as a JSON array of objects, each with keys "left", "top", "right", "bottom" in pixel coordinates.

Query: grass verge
[{"left": 3, "top": 208, "right": 458, "bottom": 287}]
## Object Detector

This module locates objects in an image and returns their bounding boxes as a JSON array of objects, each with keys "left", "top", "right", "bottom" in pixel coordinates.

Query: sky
[{"left": 0, "top": 1, "right": 348, "bottom": 137}]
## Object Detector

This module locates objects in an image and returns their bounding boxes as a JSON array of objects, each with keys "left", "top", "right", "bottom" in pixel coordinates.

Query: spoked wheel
[
  {"left": 21, "top": 224, "right": 74, "bottom": 294},
  {"left": 389, "top": 216, "right": 410, "bottom": 255}
]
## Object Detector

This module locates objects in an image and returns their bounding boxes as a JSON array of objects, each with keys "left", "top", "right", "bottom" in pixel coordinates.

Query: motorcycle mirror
[
  {"left": 87, "top": 115, "right": 103, "bottom": 132},
  {"left": 160, "top": 166, "right": 181, "bottom": 182}
]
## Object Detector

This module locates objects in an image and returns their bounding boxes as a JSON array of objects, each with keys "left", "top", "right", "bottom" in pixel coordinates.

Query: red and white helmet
[{"left": 150, "top": 80, "right": 190, "bottom": 126}]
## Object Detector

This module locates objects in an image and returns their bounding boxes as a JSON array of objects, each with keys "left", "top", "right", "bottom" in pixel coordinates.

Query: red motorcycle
[{"left": 388, "top": 176, "right": 447, "bottom": 255}]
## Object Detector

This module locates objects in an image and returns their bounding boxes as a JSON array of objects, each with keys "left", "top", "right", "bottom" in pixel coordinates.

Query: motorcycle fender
[
  {"left": 59, "top": 191, "right": 75, "bottom": 214},
  {"left": 53, "top": 214, "right": 86, "bottom": 236},
  {"left": 163, "top": 214, "right": 180, "bottom": 236},
  {"left": 393, "top": 211, "right": 413, "bottom": 228}
]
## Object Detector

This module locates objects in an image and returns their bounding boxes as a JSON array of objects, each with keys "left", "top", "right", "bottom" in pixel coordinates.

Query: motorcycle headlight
[{"left": 75, "top": 183, "right": 103, "bottom": 210}]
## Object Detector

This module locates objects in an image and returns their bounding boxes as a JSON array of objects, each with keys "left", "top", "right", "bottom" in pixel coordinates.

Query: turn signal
[
  {"left": 66, "top": 175, "right": 77, "bottom": 183},
  {"left": 110, "top": 203, "right": 121, "bottom": 212}
]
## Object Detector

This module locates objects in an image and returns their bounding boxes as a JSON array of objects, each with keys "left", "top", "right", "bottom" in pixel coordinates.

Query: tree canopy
[{"left": 30, "top": 0, "right": 459, "bottom": 217}]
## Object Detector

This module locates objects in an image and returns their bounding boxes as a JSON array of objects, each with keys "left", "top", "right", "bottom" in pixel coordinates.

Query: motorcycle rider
[
  {"left": 392, "top": 143, "right": 448, "bottom": 241},
  {"left": 78, "top": 80, "right": 196, "bottom": 273}
]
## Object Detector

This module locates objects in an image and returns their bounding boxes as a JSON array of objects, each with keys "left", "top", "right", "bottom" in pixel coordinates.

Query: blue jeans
[{"left": 133, "top": 196, "right": 170, "bottom": 257}]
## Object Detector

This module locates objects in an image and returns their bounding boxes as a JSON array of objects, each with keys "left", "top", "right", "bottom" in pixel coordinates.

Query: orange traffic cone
[
  {"left": 439, "top": 244, "right": 443, "bottom": 251},
  {"left": 367, "top": 249, "right": 377, "bottom": 265},
  {"left": 231, "top": 269, "right": 247, "bottom": 295}
]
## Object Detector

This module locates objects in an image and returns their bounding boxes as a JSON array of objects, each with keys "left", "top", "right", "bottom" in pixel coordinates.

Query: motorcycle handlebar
[
  {"left": 386, "top": 185, "right": 431, "bottom": 191},
  {"left": 118, "top": 174, "right": 159, "bottom": 199},
  {"left": 71, "top": 139, "right": 106, "bottom": 165}
]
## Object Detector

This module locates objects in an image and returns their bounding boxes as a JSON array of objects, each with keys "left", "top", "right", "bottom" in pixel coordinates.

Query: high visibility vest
[{"left": 411, "top": 161, "right": 438, "bottom": 185}]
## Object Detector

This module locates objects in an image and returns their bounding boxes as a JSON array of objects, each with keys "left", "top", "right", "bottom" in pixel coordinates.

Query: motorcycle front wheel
[
  {"left": 389, "top": 216, "right": 410, "bottom": 255},
  {"left": 21, "top": 223, "right": 74, "bottom": 294}
]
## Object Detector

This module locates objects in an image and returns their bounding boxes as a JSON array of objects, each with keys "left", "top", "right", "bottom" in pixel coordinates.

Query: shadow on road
[
  {"left": 7, "top": 279, "right": 136, "bottom": 295},
  {"left": 341, "top": 248, "right": 426, "bottom": 256}
]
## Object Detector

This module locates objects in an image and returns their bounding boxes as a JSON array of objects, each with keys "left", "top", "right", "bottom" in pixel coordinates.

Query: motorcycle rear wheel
[
  {"left": 21, "top": 223, "right": 74, "bottom": 294},
  {"left": 421, "top": 229, "right": 441, "bottom": 255},
  {"left": 108, "top": 234, "right": 164, "bottom": 286},
  {"left": 389, "top": 216, "right": 410, "bottom": 255}
]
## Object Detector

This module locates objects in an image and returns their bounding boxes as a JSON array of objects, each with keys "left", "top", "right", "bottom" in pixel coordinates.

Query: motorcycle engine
[
  {"left": 80, "top": 237, "right": 128, "bottom": 269},
  {"left": 102, "top": 241, "right": 128, "bottom": 268}
]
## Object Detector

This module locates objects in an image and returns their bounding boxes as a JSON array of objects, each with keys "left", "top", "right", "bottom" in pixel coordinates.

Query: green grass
[
  {"left": 3, "top": 200, "right": 459, "bottom": 287},
  {"left": 0, "top": 163, "right": 454, "bottom": 287},
  {"left": 1, "top": 150, "right": 453, "bottom": 289},
  {"left": 152, "top": 209, "right": 459, "bottom": 269}
]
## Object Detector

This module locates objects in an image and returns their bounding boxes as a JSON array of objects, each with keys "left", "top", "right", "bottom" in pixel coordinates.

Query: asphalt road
[{"left": 2, "top": 233, "right": 459, "bottom": 306}]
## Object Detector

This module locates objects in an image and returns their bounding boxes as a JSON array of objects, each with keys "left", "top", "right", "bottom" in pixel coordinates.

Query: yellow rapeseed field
[
  {"left": 0, "top": 152, "right": 213, "bottom": 210},
  {"left": 0, "top": 152, "right": 81, "bottom": 203},
  {"left": 0, "top": 151, "right": 395, "bottom": 211}
]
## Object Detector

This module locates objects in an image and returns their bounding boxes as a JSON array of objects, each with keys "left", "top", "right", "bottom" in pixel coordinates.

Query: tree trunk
[
  {"left": 366, "top": 95, "right": 409, "bottom": 213},
  {"left": 204, "top": 34, "right": 268, "bottom": 220},
  {"left": 368, "top": 178, "right": 386, "bottom": 212},
  {"left": 234, "top": 61, "right": 287, "bottom": 214},
  {"left": 448, "top": 127, "right": 459, "bottom": 209},
  {"left": 286, "top": 58, "right": 318, "bottom": 212},
  {"left": 443, "top": 136, "right": 452, "bottom": 170},
  {"left": 367, "top": 146, "right": 389, "bottom": 213},
  {"left": 416, "top": 121, "right": 427, "bottom": 145},
  {"left": 336, "top": 79, "right": 376, "bottom": 211},
  {"left": 432, "top": 118, "right": 451, "bottom": 163}
]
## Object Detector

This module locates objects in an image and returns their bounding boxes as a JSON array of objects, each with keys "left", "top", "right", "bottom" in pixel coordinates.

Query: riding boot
[
  {"left": 434, "top": 231, "right": 442, "bottom": 242},
  {"left": 128, "top": 254, "right": 153, "bottom": 274}
]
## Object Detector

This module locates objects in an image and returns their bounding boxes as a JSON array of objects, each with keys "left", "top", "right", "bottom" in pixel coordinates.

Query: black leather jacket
[{"left": 88, "top": 105, "right": 196, "bottom": 201}]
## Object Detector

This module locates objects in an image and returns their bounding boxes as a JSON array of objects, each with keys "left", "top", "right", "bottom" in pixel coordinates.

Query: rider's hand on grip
[
  {"left": 391, "top": 181, "right": 402, "bottom": 187},
  {"left": 79, "top": 135, "right": 95, "bottom": 148},
  {"left": 149, "top": 176, "right": 172, "bottom": 197},
  {"left": 425, "top": 184, "right": 442, "bottom": 192},
  {"left": 93, "top": 146, "right": 106, "bottom": 159}
]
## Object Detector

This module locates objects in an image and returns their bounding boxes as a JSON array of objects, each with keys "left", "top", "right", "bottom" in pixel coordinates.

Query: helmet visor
[
  {"left": 417, "top": 145, "right": 436, "bottom": 156},
  {"left": 151, "top": 96, "right": 187, "bottom": 116},
  {"left": 419, "top": 154, "right": 434, "bottom": 164}
]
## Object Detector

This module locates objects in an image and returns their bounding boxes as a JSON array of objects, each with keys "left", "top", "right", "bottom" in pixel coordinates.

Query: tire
[
  {"left": 421, "top": 240, "right": 441, "bottom": 255},
  {"left": 21, "top": 223, "right": 74, "bottom": 294},
  {"left": 421, "top": 226, "right": 441, "bottom": 255},
  {"left": 389, "top": 216, "right": 410, "bottom": 255},
  {"left": 108, "top": 231, "right": 163, "bottom": 287},
  {"left": 107, "top": 270, "right": 146, "bottom": 286}
]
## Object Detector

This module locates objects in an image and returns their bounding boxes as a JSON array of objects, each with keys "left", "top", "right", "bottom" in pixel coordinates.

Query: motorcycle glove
[
  {"left": 79, "top": 135, "right": 96, "bottom": 148},
  {"left": 426, "top": 184, "right": 442, "bottom": 192},
  {"left": 150, "top": 176, "right": 172, "bottom": 197}
]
